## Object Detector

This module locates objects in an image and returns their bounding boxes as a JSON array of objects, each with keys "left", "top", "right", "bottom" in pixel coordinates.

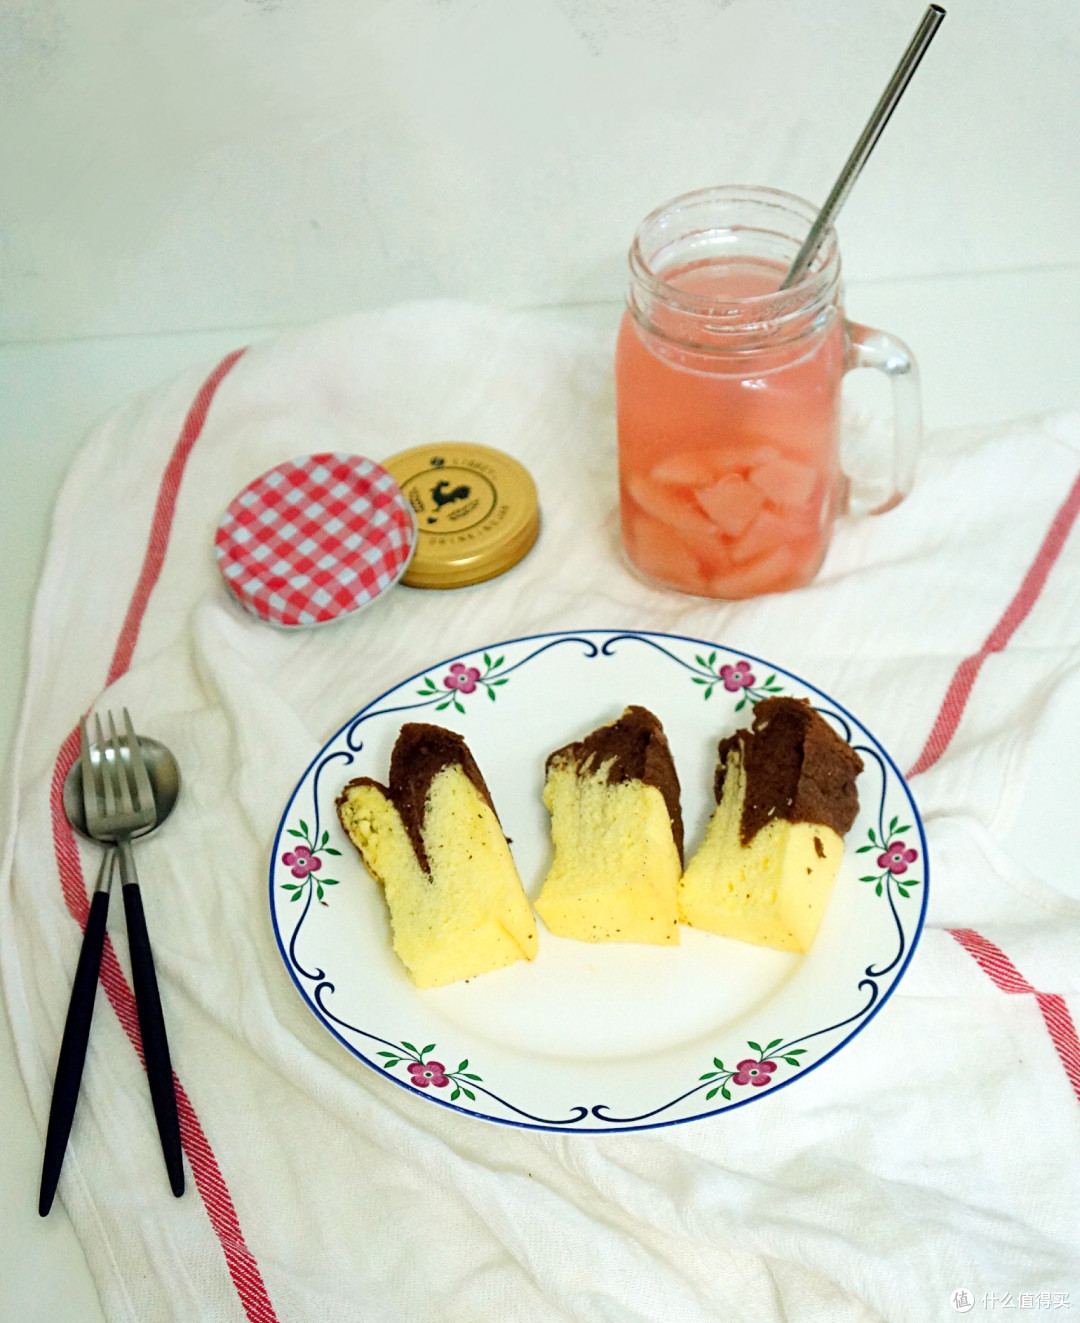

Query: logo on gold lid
[{"left": 382, "top": 443, "right": 540, "bottom": 589}]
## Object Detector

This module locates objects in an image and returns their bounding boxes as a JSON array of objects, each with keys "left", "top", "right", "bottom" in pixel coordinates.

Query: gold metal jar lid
[{"left": 381, "top": 442, "right": 540, "bottom": 589}]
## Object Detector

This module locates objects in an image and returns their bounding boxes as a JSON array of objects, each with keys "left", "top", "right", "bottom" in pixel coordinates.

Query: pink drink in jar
[{"left": 616, "top": 188, "right": 921, "bottom": 599}]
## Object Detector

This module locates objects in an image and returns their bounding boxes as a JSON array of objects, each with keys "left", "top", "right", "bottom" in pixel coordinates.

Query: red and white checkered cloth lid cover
[{"left": 213, "top": 453, "right": 417, "bottom": 627}]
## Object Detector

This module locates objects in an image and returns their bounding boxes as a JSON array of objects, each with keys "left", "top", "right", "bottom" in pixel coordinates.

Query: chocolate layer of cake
[
  {"left": 547, "top": 705, "right": 684, "bottom": 863},
  {"left": 715, "top": 697, "right": 863, "bottom": 847},
  {"left": 336, "top": 723, "right": 497, "bottom": 875}
]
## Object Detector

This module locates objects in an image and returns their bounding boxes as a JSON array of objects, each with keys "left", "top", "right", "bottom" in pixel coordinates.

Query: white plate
[{"left": 270, "top": 630, "right": 927, "bottom": 1132}]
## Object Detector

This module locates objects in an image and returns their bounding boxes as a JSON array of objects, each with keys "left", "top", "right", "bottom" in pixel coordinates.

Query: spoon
[
  {"left": 40, "top": 735, "right": 182, "bottom": 1216},
  {"left": 63, "top": 735, "right": 181, "bottom": 842}
]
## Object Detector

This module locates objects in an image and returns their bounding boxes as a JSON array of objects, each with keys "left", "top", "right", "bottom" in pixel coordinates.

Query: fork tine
[
  {"left": 122, "top": 709, "right": 154, "bottom": 816},
  {"left": 106, "top": 712, "right": 134, "bottom": 816},
  {"left": 94, "top": 714, "right": 116, "bottom": 820},
  {"left": 79, "top": 717, "right": 102, "bottom": 830}
]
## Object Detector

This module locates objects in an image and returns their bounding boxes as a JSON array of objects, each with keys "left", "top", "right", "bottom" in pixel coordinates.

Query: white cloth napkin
[{"left": 3, "top": 302, "right": 1079, "bottom": 1323}]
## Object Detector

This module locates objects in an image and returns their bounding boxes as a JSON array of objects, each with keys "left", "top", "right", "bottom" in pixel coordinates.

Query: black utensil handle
[
  {"left": 39, "top": 888, "right": 110, "bottom": 1217},
  {"left": 122, "top": 883, "right": 185, "bottom": 1197}
]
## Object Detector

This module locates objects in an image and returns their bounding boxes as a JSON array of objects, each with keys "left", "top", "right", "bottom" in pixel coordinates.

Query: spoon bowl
[{"left": 63, "top": 735, "right": 181, "bottom": 841}]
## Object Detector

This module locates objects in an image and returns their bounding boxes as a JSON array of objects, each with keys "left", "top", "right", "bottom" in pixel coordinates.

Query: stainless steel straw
[{"left": 780, "top": 4, "right": 946, "bottom": 290}]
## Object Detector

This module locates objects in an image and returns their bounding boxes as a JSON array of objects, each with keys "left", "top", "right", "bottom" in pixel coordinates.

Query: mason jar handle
[{"left": 842, "top": 320, "right": 922, "bottom": 516}]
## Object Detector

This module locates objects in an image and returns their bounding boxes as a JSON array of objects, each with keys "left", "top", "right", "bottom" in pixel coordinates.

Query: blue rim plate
[{"left": 269, "top": 629, "right": 928, "bottom": 1132}]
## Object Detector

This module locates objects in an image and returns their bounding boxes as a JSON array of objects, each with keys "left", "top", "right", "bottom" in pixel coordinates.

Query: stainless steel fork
[
  {"left": 83, "top": 710, "right": 157, "bottom": 851},
  {"left": 89, "top": 711, "right": 184, "bottom": 1197}
]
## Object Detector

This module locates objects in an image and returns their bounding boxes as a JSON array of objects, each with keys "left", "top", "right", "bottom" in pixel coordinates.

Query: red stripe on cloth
[
  {"left": 908, "top": 465, "right": 1080, "bottom": 778},
  {"left": 948, "top": 931, "right": 1080, "bottom": 1103},
  {"left": 176, "top": 1088, "right": 279, "bottom": 1322},
  {"left": 948, "top": 928, "right": 1034, "bottom": 995},
  {"left": 51, "top": 728, "right": 89, "bottom": 926},
  {"left": 1035, "top": 994, "right": 1080, "bottom": 1101},
  {"left": 47, "top": 349, "right": 281, "bottom": 1322},
  {"left": 911, "top": 474, "right": 1080, "bottom": 1108},
  {"left": 106, "top": 349, "right": 246, "bottom": 688}
]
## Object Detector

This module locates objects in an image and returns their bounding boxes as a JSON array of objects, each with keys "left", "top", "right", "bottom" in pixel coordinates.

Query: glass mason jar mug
[{"left": 615, "top": 186, "right": 921, "bottom": 599}]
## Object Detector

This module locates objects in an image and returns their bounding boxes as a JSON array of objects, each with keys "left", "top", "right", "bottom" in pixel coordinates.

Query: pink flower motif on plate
[
  {"left": 407, "top": 1061, "right": 449, "bottom": 1089},
  {"left": 282, "top": 845, "right": 321, "bottom": 878},
  {"left": 877, "top": 842, "right": 918, "bottom": 875},
  {"left": 444, "top": 663, "right": 481, "bottom": 694},
  {"left": 719, "top": 661, "right": 755, "bottom": 692},
  {"left": 732, "top": 1058, "right": 777, "bottom": 1088}
]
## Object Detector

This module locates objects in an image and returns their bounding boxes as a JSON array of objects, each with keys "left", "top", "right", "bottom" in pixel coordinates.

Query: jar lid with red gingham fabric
[{"left": 213, "top": 453, "right": 417, "bottom": 628}]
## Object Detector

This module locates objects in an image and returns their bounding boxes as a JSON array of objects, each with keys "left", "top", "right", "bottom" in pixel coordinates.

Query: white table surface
[{"left": 2, "top": 271, "right": 1079, "bottom": 1320}]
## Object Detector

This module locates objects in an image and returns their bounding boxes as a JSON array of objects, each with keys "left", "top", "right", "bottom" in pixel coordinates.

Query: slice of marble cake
[
  {"left": 337, "top": 724, "right": 537, "bottom": 988},
  {"left": 535, "top": 706, "right": 683, "bottom": 945},
  {"left": 679, "top": 697, "right": 863, "bottom": 953}
]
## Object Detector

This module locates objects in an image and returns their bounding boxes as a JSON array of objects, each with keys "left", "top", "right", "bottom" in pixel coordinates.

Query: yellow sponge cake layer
[
  {"left": 535, "top": 707, "right": 682, "bottom": 945},
  {"left": 337, "top": 725, "right": 537, "bottom": 989},
  {"left": 679, "top": 698, "right": 862, "bottom": 954}
]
